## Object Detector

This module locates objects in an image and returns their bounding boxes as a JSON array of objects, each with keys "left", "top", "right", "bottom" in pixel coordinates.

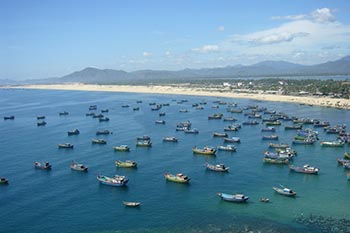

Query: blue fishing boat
[
  {"left": 217, "top": 193, "right": 249, "bottom": 202},
  {"left": 97, "top": 175, "right": 128, "bottom": 186}
]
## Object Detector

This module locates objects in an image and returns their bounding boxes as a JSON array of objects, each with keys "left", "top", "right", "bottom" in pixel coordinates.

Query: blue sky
[{"left": 1, "top": 0, "right": 350, "bottom": 80}]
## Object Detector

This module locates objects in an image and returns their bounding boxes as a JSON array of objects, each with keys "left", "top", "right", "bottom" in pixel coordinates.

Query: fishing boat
[
  {"left": 217, "top": 145, "right": 236, "bottom": 152},
  {"left": 97, "top": 175, "right": 128, "bottom": 186},
  {"left": 136, "top": 135, "right": 151, "bottom": 140},
  {"left": 179, "top": 109, "right": 188, "bottom": 113},
  {"left": 176, "top": 127, "right": 188, "bottom": 131},
  {"left": 99, "top": 117, "right": 110, "bottom": 122},
  {"left": 123, "top": 201, "right": 141, "bottom": 207},
  {"left": 4, "top": 116, "right": 15, "bottom": 120},
  {"left": 115, "top": 160, "right": 137, "bottom": 168},
  {"left": 114, "top": 145, "right": 130, "bottom": 152},
  {"left": 0, "top": 177, "right": 9, "bottom": 184},
  {"left": 223, "top": 117, "right": 237, "bottom": 121},
  {"left": 70, "top": 161, "right": 88, "bottom": 171},
  {"left": 96, "top": 129, "right": 111, "bottom": 135},
  {"left": 273, "top": 185, "right": 296, "bottom": 196},
  {"left": 242, "top": 121, "right": 259, "bottom": 125},
  {"left": 93, "top": 114, "right": 104, "bottom": 118},
  {"left": 164, "top": 173, "right": 190, "bottom": 183},
  {"left": 262, "top": 135, "right": 279, "bottom": 140},
  {"left": 260, "top": 198, "right": 270, "bottom": 203},
  {"left": 266, "top": 121, "right": 281, "bottom": 126},
  {"left": 320, "top": 140, "right": 345, "bottom": 147},
  {"left": 192, "top": 146, "right": 216, "bottom": 155},
  {"left": 217, "top": 193, "right": 249, "bottom": 203},
  {"left": 269, "top": 143, "right": 290, "bottom": 149},
  {"left": 58, "top": 143, "right": 74, "bottom": 149},
  {"left": 155, "top": 120, "right": 166, "bottom": 124},
  {"left": 344, "top": 152, "right": 350, "bottom": 160},
  {"left": 285, "top": 124, "right": 303, "bottom": 130},
  {"left": 176, "top": 121, "right": 191, "bottom": 128},
  {"left": 263, "top": 157, "right": 289, "bottom": 164},
  {"left": 101, "top": 109, "right": 109, "bottom": 113},
  {"left": 86, "top": 112, "right": 96, "bottom": 116},
  {"left": 292, "top": 138, "right": 315, "bottom": 145},
  {"left": 37, "top": 116, "right": 45, "bottom": 120},
  {"left": 223, "top": 137, "right": 240, "bottom": 143},
  {"left": 37, "top": 121, "right": 47, "bottom": 126},
  {"left": 289, "top": 164, "right": 319, "bottom": 174},
  {"left": 163, "top": 136, "right": 178, "bottom": 142},
  {"left": 59, "top": 111, "right": 69, "bottom": 116},
  {"left": 264, "top": 151, "right": 293, "bottom": 160},
  {"left": 68, "top": 129, "right": 80, "bottom": 135},
  {"left": 261, "top": 127, "right": 276, "bottom": 132},
  {"left": 151, "top": 105, "right": 162, "bottom": 111},
  {"left": 337, "top": 158, "right": 350, "bottom": 166},
  {"left": 224, "top": 125, "right": 240, "bottom": 131},
  {"left": 206, "top": 163, "right": 229, "bottom": 172},
  {"left": 92, "top": 138, "right": 107, "bottom": 144},
  {"left": 344, "top": 163, "right": 350, "bottom": 170},
  {"left": 136, "top": 140, "right": 152, "bottom": 147},
  {"left": 89, "top": 105, "right": 97, "bottom": 110},
  {"left": 208, "top": 113, "right": 223, "bottom": 120},
  {"left": 227, "top": 108, "right": 243, "bottom": 113},
  {"left": 133, "top": 107, "right": 140, "bottom": 111},
  {"left": 122, "top": 104, "right": 130, "bottom": 108},
  {"left": 159, "top": 112, "right": 166, "bottom": 116},
  {"left": 212, "top": 132, "right": 228, "bottom": 137},
  {"left": 34, "top": 162, "right": 52, "bottom": 170},
  {"left": 314, "top": 121, "right": 330, "bottom": 127},
  {"left": 184, "top": 128, "right": 199, "bottom": 134},
  {"left": 136, "top": 100, "right": 143, "bottom": 103}
]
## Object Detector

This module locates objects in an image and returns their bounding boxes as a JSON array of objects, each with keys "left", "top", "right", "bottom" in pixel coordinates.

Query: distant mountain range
[{"left": 2, "top": 56, "right": 350, "bottom": 85}]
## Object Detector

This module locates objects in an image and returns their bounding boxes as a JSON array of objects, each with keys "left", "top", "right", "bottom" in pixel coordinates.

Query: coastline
[{"left": 3, "top": 83, "right": 350, "bottom": 110}]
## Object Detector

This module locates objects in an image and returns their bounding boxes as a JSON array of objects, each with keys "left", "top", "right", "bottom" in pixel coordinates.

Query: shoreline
[{"left": 3, "top": 83, "right": 350, "bottom": 110}]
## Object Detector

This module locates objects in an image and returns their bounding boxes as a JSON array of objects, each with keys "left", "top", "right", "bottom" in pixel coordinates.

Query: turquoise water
[{"left": 0, "top": 88, "right": 349, "bottom": 233}]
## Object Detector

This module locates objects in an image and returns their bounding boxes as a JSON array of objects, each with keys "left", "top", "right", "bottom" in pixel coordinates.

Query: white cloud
[
  {"left": 165, "top": 51, "right": 171, "bottom": 56},
  {"left": 217, "top": 26, "right": 225, "bottom": 31},
  {"left": 192, "top": 45, "right": 219, "bottom": 53},
  {"left": 142, "top": 52, "right": 152, "bottom": 57},
  {"left": 247, "top": 32, "right": 309, "bottom": 45},
  {"left": 311, "top": 8, "right": 335, "bottom": 23},
  {"left": 271, "top": 14, "right": 306, "bottom": 21}
]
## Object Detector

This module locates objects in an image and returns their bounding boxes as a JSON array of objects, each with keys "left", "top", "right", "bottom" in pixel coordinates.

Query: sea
[{"left": 1, "top": 88, "right": 349, "bottom": 233}]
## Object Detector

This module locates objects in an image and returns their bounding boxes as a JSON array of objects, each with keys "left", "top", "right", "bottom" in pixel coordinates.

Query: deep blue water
[{"left": 0, "top": 88, "right": 349, "bottom": 233}]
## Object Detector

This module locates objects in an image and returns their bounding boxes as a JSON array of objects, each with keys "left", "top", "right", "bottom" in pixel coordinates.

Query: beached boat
[
  {"left": 115, "top": 160, "right": 137, "bottom": 168},
  {"left": 123, "top": 201, "right": 141, "bottom": 207},
  {"left": 96, "top": 129, "right": 111, "bottom": 135},
  {"left": 289, "top": 164, "right": 319, "bottom": 174},
  {"left": 212, "top": 132, "right": 228, "bottom": 137},
  {"left": 285, "top": 124, "right": 303, "bottom": 130},
  {"left": 273, "top": 185, "right": 296, "bottom": 197},
  {"left": 68, "top": 129, "right": 80, "bottom": 135},
  {"left": 217, "top": 193, "right": 249, "bottom": 203},
  {"left": 261, "top": 127, "right": 276, "bottom": 132},
  {"left": 320, "top": 140, "right": 345, "bottom": 147},
  {"left": 37, "top": 116, "right": 45, "bottom": 120},
  {"left": 37, "top": 121, "right": 47, "bottom": 126},
  {"left": 155, "top": 120, "right": 166, "bottom": 124},
  {"left": 136, "top": 140, "right": 152, "bottom": 147},
  {"left": 217, "top": 145, "right": 236, "bottom": 152},
  {"left": 206, "top": 163, "right": 229, "bottom": 172},
  {"left": 163, "top": 136, "right": 178, "bottom": 142},
  {"left": 114, "top": 145, "right": 130, "bottom": 152},
  {"left": 164, "top": 173, "right": 190, "bottom": 183},
  {"left": 192, "top": 146, "right": 216, "bottom": 155},
  {"left": 263, "top": 157, "right": 289, "bottom": 164},
  {"left": 269, "top": 143, "right": 290, "bottom": 149},
  {"left": 0, "top": 177, "right": 9, "bottom": 184},
  {"left": 4, "top": 116, "right": 15, "bottom": 120},
  {"left": 34, "top": 162, "right": 52, "bottom": 170},
  {"left": 223, "top": 137, "right": 240, "bottom": 143},
  {"left": 70, "top": 161, "right": 88, "bottom": 171},
  {"left": 97, "top": 175, "right": 128, "bottom": 186},
  {"left": 184, "top": 128, "right": 199, "bottom": 134},
  {"left": 92, "top": 138, "right": 107, "bottom": 144},
  {"left": 58, "top": 143, "right": 74, "bottom": 149},
  {"left": 59, "top": 111, "right": 69, "bottom": 116},
  {"left": 262, "top": 135, "right": 279, "bottom": 140}
]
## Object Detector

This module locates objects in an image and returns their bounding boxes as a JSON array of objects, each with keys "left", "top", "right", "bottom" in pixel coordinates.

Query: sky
[{"left": 1, "top": 0, "right": 350, "bottom": 80}]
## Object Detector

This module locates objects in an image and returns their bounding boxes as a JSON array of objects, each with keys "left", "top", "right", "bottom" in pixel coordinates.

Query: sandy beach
[{"left": 4, "top": 83, "right": 350, "bottom": 110}]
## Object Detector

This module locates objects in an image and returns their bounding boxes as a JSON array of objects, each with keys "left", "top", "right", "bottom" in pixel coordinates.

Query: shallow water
[{"left": 0, "top": 88, "right": 349, "bottom": 233}]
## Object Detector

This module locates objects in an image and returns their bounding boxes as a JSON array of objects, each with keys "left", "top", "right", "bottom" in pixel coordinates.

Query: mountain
[{"left": 13, "top": 56, "right": 350, "bottom": 85}]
